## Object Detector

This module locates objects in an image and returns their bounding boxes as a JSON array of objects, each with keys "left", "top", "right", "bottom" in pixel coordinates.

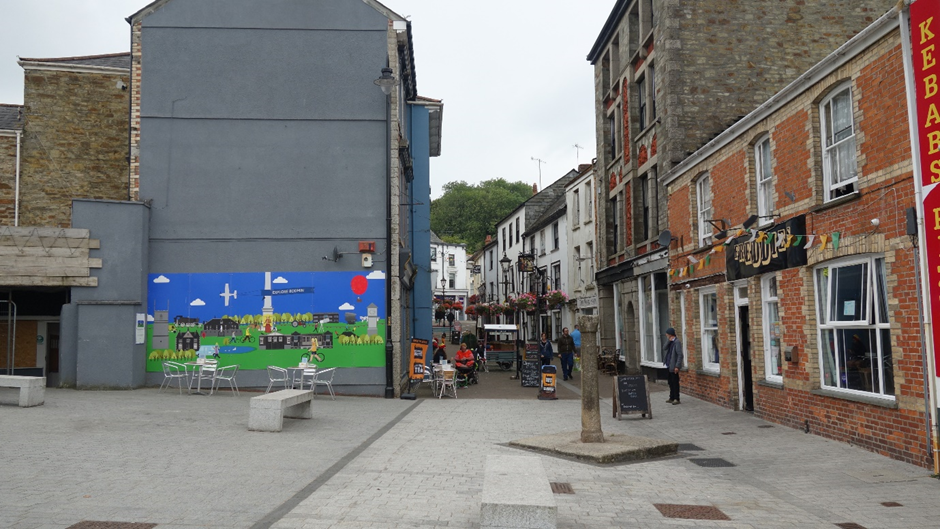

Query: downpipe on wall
[{"left": 384, "top": 80, "right": 394, "bottom": 399}]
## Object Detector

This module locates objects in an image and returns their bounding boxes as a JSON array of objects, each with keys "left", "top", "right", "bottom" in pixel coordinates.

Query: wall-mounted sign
[
  {"left": 576, "top": 295, "right": 598, "bottom": 309},
  {"left": 726, "top": 215, "right": 808, "bottom": 281}
]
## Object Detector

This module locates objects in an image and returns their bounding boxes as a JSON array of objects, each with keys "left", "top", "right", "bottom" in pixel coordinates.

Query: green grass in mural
[{"left": 145, "top": 322, "right": 386, "bottom": 372}]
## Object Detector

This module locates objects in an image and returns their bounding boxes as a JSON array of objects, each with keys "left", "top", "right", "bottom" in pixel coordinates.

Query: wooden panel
[
  {"left": 0, "top": 320, "right": 39, "bottom": 368},
  {"left": 0, "top": 276, "right": 97, "bottom": 287},
  {"left": 0, "top": 246, "right": 91, "bottom": 258}
]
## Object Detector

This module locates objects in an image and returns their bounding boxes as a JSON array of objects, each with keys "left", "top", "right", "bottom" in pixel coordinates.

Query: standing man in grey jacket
[{"left": 663, "top": 327, "right": 683, "bottom": 405}]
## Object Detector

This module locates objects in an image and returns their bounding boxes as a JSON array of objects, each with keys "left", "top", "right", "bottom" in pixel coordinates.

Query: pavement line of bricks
[{"left": 249, "top": 400, "right": 422, "bottom": 529}]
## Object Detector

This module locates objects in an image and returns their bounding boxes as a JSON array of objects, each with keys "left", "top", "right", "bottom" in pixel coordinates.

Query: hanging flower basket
[
  {"left": 514, "top": 292, "right": 538, "bottom": 313},
  {"left": 543, "top": 290, "right": 569, "bottom": 310}
]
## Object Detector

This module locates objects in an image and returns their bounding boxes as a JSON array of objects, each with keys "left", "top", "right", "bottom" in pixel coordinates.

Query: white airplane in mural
[{"left": 220, "top": 283, "right": 238, "bottom": 307}]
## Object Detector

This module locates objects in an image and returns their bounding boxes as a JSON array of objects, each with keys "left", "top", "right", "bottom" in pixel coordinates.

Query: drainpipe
[
  {"left": 899, "top": 2, "right": 939, "bottom": 473},
  {"left": 384, "top": 72, "right": 394, "bottom": 399},
  {"left": 14, "top": 130, "right": 21, "bottom": 226}
]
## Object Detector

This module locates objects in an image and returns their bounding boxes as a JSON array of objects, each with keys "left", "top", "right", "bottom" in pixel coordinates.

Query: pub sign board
[{"left": 726, "top": 215, "right": 808, "bottom": 281}]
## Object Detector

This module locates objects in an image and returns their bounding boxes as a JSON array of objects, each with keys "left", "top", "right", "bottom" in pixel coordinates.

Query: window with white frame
[
  {"left": 574, "top": 245, "right": 582, "bottom": 285},
  {"left": 762, "top": 274, "right": 782, "bottom": 380},
  {"left": 509, "top": 223, "right": 513, "bottom": 247},
  {"left": 431, "top": 248, "right": 437, "bottom": 261},
  {"left": 516, "top": 218, "right": 520, "bottom": 244},
  {"left": 488, "top": 250, "right": 493, "bottom": 270},
  {"left": 821, "top": 84, "right": 857, "bottom": 201},
  {"left": 608, "top": 112, "right": 619, "bottom": 159},
  {"left": 587, "top": 242, "right": 595, "bottom": 285},
  {"left": 755, "top": 136, "right": 774, "bottom": 226},
  {"left": 502, "top": 227, "right": 506, "bottom": 251},
  {"left": 539, "top": 230, "right": 546, "bottom": 255},
  {"left": 639, "top": 272, "right": 669, "bottom": 365},
  {"left": 573, "top": 189, "right": 581, "bottom": 225},
  {"left": 697, "top": 173, "right": 713, "bottom": 246},
  {"left": 585, "top": 183, "right": 593, "bottom": 222},
  {"left": 449, "top": 273, "right": 455, "bottom": 289},
  {"left": 815, "top": 256, "right": 894, "bottom": 396},
  {"left": 552, "top": 262, "right": 561, "bottom": 291},
  {"left": 700, "top": 287, "right": 719, "bottom": 371},
  {"left": 552, "top": 222, "right": 559, "bottom": 250},
  {"left": 448, "top": 254, "right": 455, "bottom": 266}
]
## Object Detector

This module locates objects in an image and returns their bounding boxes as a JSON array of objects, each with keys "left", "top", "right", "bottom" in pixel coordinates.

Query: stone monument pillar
[{"left": 578, "top": 315, "right": 604, "bottom": 443}]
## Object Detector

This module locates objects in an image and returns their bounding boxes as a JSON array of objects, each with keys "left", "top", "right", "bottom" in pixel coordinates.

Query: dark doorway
[
  {"left": 739, "top": 306, "right": 753, "bottom": 411},
  {"left": 47, "top": 323, "right": 60, "bottom": 374}
]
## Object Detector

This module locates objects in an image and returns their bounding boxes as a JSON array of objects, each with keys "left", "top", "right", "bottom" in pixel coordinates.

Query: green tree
[{"left": 430, "top": 179, "right": 533, "bottom": 254}]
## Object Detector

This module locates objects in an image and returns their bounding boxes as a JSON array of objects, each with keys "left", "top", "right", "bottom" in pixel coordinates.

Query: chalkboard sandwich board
[
  {"left": 521, "top": 343, "right": 540, "bottom": 387},
  {"left": 613, "top": 375, "right": 652, "bottom": 419}
]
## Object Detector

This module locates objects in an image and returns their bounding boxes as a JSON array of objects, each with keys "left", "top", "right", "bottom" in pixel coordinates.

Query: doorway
[{"left": 739, "top": 306, "right": 754, "bottom": 411}]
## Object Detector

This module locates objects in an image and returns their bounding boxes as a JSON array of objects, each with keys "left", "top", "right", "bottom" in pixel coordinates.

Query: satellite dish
[{"left": 657, "top": 230, "right": 674, "bottom": 248}]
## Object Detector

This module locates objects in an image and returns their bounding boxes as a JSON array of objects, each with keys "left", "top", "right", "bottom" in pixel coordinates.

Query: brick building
[
  {"left": 661, "top": 10, "right": 930, "bottom": 467},
  {"left": 586, "top": 0, "right": 896, "bottom": 380}
]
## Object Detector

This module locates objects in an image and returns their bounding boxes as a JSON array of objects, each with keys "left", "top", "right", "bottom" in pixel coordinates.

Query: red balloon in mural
[{"left": 351, "top": 275, "right": 368, "bottom": 296}]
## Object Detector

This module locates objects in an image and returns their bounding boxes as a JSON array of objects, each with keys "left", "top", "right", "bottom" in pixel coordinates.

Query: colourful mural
[{"left": 146, "top": 271, "right": 386, "bottom": 372}]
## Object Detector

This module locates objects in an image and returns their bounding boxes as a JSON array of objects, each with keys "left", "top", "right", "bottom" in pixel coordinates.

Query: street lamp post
[
  {"left": 440, "top": 277, "right": 447, "bottom": 328},
  {"left": 499, "top": 253, "right": 512, "bottom": 305}
]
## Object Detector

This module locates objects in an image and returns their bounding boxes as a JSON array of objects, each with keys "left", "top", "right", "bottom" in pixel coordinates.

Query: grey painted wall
[
  {"left": 70, "top": 200, "right": 150, "bottom": 388},
  {"left": 135, "top": 0, "right": 395, "bottom": 394}
]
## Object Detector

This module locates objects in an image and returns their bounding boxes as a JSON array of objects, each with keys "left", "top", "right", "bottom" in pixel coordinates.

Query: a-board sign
[
  {"left": 538, "top": 364, "right": 558, "bottom": 400},
  {"left": 613, "top": 375, "right": 652, "bottom": 419},
  {"left": 521, "top": 343, "right": 540, "bottom": 387},
  {"left": 408, "top": 338, "right": 429, "bottom": 380}
]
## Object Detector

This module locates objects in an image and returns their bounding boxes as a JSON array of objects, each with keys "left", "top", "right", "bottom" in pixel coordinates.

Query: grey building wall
[
  {"left": 136, "top": 0, "right": 394, "bottom": 394},
  {"left": 69, "top": 199, "right": 150, "bottom": 388}
]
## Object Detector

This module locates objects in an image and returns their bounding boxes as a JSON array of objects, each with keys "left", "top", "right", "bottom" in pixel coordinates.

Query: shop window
[
  {"left": 696, "top": 173, "right": 713, "bottom": 246},
  {"left": 639, "top": 272, "right": 669, "bottom": 365},
  {"left": 700, "top": 287, "right": 719, "bottom": 371},
  {"left": 820, "top": 84, "right": 857, "bottom": 202},
  {"left": 762, "top": 274, "right": 782, "bottom": 381},
  {"left": 755, "top": 136, "right": 773, "bottom": 226},
  {"left": 815, "top": 256, "right": 893, "bottom": 396}
]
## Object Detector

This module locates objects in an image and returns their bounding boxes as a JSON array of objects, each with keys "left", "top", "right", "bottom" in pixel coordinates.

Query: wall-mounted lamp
[{"left": 374, "top": 67, "right": 397, "bottom": 95}]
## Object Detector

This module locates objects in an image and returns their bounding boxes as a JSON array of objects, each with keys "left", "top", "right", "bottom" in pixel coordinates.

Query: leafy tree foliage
[{"left": 430, "top": 179, "right": 533, "bottom": 253}]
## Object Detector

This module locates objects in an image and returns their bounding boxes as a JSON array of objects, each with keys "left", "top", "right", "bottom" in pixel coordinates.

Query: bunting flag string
[{"left": 669, "top": 228, "right": 847, "bottom": 279}]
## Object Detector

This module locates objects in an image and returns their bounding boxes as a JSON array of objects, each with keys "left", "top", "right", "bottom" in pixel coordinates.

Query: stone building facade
[
  {"left": 586, "top": 0, "right": 897, "bottom": 382},
  {"left": 0, "top": 104, "right": 24, "bottom": 225},
  {"left": 661, "top": 12, "right": 929, "bottom": 467},
  {"left": 16, "top": 54, "right": 130, "bottom": 228}
]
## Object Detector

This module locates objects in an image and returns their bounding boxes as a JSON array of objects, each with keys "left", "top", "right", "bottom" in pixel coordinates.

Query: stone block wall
[
  {"left": 19, "top": 68, "right": 130, "bottom": 227},
  {"left": 0, "top": 134, "right": 17, "bottom": 225}
]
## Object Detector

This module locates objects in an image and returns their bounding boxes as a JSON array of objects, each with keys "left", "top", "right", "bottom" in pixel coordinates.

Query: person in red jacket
[{"left": 454, "top": 343, "right": 477, "bottom": 385}]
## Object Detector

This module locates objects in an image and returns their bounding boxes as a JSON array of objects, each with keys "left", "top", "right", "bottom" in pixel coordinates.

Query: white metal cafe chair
[
  {"left": 160, "top": 361, "right": 188, "bottom": 394},
  {"left": 189, "top": 359, "right": 218, "bottom": 394},
  {"left": 212, "top": 364, "right": 240, "bottom": 396},
  {"left": 295, "top": 364, "right": 318, "bottom": 390},
  {"left": 312, "top": 367, "right": 336, "bottom": 400},
  {"left": 265, "top": 366, "right": 290, "bottom": 393},
  {"left": 438, "top": 368, "right": 457, "bottom": 399}
]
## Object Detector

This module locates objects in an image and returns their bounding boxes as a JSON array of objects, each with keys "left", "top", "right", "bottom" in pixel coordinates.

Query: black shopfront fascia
[{"left": 726, "top": 215, "right": 808, "bottom": 281}]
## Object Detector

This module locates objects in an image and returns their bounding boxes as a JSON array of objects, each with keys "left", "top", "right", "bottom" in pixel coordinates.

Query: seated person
[
  {"left": 454, "top": 343, "right": 477, "bottom": 383},
  {"left": 433, "top": 344, "right": 447, "bottom": 364}
]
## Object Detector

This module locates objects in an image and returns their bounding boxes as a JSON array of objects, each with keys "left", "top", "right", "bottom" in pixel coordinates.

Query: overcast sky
[{"left": 0, "top": 1, "right": 610, "bottom": 198}]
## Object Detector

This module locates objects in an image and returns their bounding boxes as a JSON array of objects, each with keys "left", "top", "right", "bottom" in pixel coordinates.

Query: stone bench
[
  {"left": 0, "top": 375, "right": 46, "bottom": 407},
  {"left": 481, "top": 455, "right": 556, "bottom": 529},
  {"left": 248, "top": 389, "right": 315, "bottom": 432}
]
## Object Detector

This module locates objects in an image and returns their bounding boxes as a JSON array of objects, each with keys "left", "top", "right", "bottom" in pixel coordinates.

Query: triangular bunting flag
[
  {"left": 697, "top": 259, "right": 704, "bottom": 270},
  {"left": 766, "top": 232, "right": 775, "bottom": 245},
  {"left": 714, "top": 244, "right": 725, "bottom": 252},
  {"left": 756, "top": 231, "right": 767, "bottom": 243},
  {"left": 748, "top": 230, "right": 757, "bottom": 243},
  {"left": 786, "top": 235, "right": 795, "bottom": 249},
  {"left": 794, "top": 235, "right": 803, "bottom": 247},
  {"left": 688, "top": 255, "right": 699, "bottom": 265},
  {"left": 705, "top": 255, "right": 711, "bottom": 266},
  {"left": 820, "top": 234, "right": 828, "bottom": 250},
  {"left": 805, "top": 235, "right": 815, "bottom": 248},
  {"left": 831, "top": 232, "right": 841, "bottom": 251}
]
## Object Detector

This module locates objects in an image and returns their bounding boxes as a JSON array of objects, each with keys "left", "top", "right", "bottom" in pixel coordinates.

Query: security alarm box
[{"left": 359, "top": 241, "right": 376, "bottom": 252}]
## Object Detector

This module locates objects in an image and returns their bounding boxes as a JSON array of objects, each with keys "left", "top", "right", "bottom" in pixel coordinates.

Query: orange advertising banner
[
  {"left": 408, "top": 338, "right": 429, "bottom": 380},
  {"left": 912, "top": 0, "right": 940, "bottom": 370}
]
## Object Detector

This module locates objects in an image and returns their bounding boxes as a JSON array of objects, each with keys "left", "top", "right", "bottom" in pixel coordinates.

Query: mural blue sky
[{"left": 148, "top": 271, "right": 386, "bottom": 321}]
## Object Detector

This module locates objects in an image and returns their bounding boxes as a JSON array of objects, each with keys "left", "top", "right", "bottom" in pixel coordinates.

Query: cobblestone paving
[{"left": 2, "top": 383, "right": 938, "bottom": 528}]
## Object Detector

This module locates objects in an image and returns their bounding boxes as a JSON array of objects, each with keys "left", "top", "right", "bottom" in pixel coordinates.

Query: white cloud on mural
[
  {"left": 147, "top": 314, "right": 154, "bottom": 322},
  {"left": 153, "top": 275, "right": 170, "bottom": 283},
  {"left": 338, "top": 303, "right": 355, "bottom": 311},
  {"left": 273, "top": 276, "right": 288, "bottom": 284},
  {"left": 366, "top": 270, "right": 385, "bottom": 280},
  {"left": 190, "top": 299, "right": 206, "bottom": 306}
]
